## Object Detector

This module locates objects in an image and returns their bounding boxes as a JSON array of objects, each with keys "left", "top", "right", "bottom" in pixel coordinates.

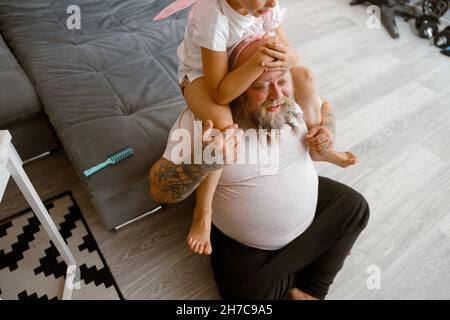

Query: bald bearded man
[{"left": 149, "top": 37, "right": 370, "bottom": 300}]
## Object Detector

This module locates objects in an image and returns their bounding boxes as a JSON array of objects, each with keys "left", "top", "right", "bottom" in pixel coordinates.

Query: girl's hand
[
  {"left": 260, "top": 39, "right": 299, "bottom": 72},
  {"left": 250, "top": 47, "right": 275, "bottom": 70}
]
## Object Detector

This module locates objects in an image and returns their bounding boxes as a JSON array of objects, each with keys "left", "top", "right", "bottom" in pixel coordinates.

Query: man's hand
[
  {"left": 305, "top": 126, "right": 334, "bottom": 156},
  {"left": 149, "top": 121, "right": 242, "bottom": 204},
  {"left": 260, "top": 36, "right": 299, "bottom": 72},
  {"left": 201, "top": 120, "right": 242, "bottom": 166}
]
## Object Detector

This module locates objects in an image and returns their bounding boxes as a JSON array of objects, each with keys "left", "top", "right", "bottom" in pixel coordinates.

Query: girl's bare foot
[
  {"left": 310, "top": 149, "right": 359, "bottom": 168},
  {"left": 330, "top": 150, "right": 359, "bottom": 168},
  {"left": 288, "top": 287, "right": 319, "bottom": 300},
  {"left": 187, "top": 207, "right": 213, "bottom": 255}
]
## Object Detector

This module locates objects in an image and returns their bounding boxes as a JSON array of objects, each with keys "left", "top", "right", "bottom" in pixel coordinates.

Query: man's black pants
[{"left": 210, "top": 176, "right": 370, "bottom": 300}]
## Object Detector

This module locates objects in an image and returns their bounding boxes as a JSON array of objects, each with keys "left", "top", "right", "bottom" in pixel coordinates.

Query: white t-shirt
[
  {"left": 177, "top": 0, "right": 284, "bottom": 83},
  {"left": 162, "top": 107, "right": 319, "bottom": 250}
]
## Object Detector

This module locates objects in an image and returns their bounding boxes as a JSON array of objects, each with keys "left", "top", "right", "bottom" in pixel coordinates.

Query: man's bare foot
[
  {"left": 187, "top": 207, "right": 213, "bottom": 255},
  {"left": 288, "top": 287, "right": 319, "bottom": 300},
  {"left": 310, "top": 149, "right": 359, "bottom": 168}
]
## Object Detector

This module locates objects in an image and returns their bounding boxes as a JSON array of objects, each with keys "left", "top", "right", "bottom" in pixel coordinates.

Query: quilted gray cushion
[
  {"left": 0, "top": 33, "right": 41, "bottom": 128},
  {"left": 0, "top": 0, "right": 188, "bottom": 228}
]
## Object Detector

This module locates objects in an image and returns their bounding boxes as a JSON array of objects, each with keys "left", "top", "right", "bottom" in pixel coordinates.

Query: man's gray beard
[{"left": 231, "top": 95, "right": 300, "bottom": 135}]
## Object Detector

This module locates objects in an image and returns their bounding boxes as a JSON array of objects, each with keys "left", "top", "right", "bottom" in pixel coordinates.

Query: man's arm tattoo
[
  {"left": 151, "top": 158, "right": 222, "bottom": 203},
  {"left": 321, "top": 100, "right": 336, "bottom": 138}
]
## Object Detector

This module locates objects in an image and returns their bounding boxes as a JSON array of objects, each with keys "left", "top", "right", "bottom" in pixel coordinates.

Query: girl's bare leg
[
  {"left": 184, "top": 77, "right": 234, "bottom": 131},
  {"left": 187, "top": 170, "right": 222, "bottom": 255},
  {"left": 183, "top": 77, "right": 234, "bottom": 255}
]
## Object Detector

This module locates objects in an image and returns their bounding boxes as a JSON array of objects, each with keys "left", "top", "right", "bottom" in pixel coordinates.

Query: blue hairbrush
[{"left": 83, "top": 147, "right": 134, "bottom": 177}]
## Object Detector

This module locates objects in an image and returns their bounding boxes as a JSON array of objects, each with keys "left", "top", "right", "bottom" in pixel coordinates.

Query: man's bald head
[
  {"left": 228, "top": 37, "right": 298, "bottom": 133},
  {"left": 229, "top": 37, "right": 265, "bottom": 71}
]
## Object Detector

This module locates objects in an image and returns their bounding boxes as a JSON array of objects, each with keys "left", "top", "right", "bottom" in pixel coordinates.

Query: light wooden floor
[{"left": 1, "top": 0, "right": 449, "bottom": 299}]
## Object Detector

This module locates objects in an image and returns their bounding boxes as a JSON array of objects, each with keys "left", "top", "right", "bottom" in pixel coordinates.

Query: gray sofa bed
[
  {"left": 0, "top": 0, "right": 188, "bottom": 229},
  {"left": 0, "top": 32, "right": 59, "bottom": 160}
]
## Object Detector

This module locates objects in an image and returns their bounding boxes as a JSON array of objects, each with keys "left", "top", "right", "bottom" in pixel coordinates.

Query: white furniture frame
[{"left": 0, "top": 130, "right": 79, "bottom": 300}]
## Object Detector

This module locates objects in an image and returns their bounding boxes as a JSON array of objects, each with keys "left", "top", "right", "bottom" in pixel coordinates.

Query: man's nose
[{"left": 269, "top": 84, "right": 283, "bottom": 100}]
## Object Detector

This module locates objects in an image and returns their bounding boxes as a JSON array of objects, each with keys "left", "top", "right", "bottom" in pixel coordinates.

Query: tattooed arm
[
  {"left": 320, "top": 98, "right": 336, "bottom": 139},
  {"left": 303, "top": 98, "right": 337, "bottom": 155},
  {"left": 149, "top": 118, "right": 241, "bottom": 204},
  {"left": 149, "top": 158, "right": 223, "bottom": 204}
]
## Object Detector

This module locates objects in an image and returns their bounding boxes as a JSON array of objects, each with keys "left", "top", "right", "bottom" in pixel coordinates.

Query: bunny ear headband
[
  {"left": 154, "top": 0, "right": 286, "bottom": 28},
  {"left": 153, "top": 0, "right": 196, "bottom": 21}
]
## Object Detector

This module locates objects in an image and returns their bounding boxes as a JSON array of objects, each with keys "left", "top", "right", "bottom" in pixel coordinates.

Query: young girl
[{"left": 154, "top": 0, "right": 357, "bottom": 256}]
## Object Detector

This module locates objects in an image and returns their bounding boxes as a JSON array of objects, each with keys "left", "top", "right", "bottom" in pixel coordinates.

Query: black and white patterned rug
[{"left": 0, "top": 192, "right": 123, "bottom": 300}]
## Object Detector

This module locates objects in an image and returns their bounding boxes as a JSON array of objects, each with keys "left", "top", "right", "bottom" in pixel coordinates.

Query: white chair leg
[
  {"left": 63, "top": 264, "right": 80, "bottom": 300},
  {"left": 6, "top": 144, "right": 78, "bottom": 299}
]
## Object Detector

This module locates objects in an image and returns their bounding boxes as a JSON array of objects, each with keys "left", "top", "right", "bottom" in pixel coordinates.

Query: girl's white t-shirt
[{"left": 177, "top": 0, "right": 283, "bottom": 83}]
